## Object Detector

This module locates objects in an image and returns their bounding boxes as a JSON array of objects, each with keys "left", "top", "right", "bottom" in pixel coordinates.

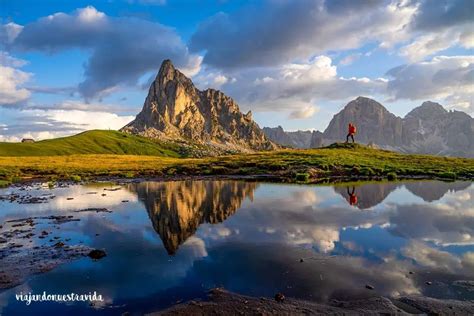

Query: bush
[
  {"left": 387, "top": 172, "right": 397, "bottom": 181},
  {"left": 439, "top": 171, "right": 456, "bottom": 180},
  {"left": 123, "top": 172, "right": 135, "bottom": 178},
  {"left": 360, "top": 167, "right": 375, "bottom": 177},
  {"left": 70, "top": 175, "right": 81, "bottom": 183},
  {"left": 0, "top": 180, "right": 11, "bottom": 188},
  {"left": 295, "top": 172, "right": 310, "bottom": 182}
]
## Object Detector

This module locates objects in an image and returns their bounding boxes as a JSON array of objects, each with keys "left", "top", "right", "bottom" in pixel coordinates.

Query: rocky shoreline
[{"left": 153, "top": 288, "right": 474, "bottom": 315}]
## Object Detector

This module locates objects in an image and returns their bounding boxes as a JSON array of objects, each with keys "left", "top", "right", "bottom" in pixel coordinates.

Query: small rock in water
[
  {"left": 122, "top": 200, "right": 129, "bottom": 203},
  {"left": 53, "top": 242, "right": 65, "bottom": 248},
  {"left": 365, "top": 284, "right": 375, "bottom": 290},
  {"left": 426, "top": 281, "right": 432, "bottom": 285},
  {"left": 274, "top": 293, "right": 285, "bottom": 302},
  {"left": 87, "top": 249, "right": 107, "bottom": 260},
  {"left": 409, "top": 271, "right": 414, "bottom": 274}
]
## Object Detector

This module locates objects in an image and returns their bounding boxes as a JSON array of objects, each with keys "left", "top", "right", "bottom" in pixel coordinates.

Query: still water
[{"left": 0, "top": 180, "right": 473, "bottom": 314}]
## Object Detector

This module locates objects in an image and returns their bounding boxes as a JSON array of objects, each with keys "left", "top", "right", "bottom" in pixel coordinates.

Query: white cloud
[
  {"left": 399, "top": 28, "right": 464, "bottom": 62},
  {"left": 214, "top": 56, "right": 386, "bottom": 116},
  {"left": 48, "top": 110, "right": 134, "bottom": 131},
  {"left": 77, "top": 5, "right": 106, "bottom": 23},
  {"left": 0, "top": 22, "right": 23, "bottom": 43},
  {"left": 0, "top": 108, "right": 134, "bottom": 141},
  {"left": 0, "top": 51, "right": 28, "bottom": 67},
  {"left": 190, "top": 1, "right": 416, "bottom": 68},
  {"left": 0, "top": 64, "right": 31, "bottom": 106},
  {"left": 386, "top": 55, "right": 474, "bottom": 114},
  {"left": 289, "top": 105, "right": 318, "bottom": 119},
  {"left": 8, "top": 6, "right": 201, "bottom": 99}
]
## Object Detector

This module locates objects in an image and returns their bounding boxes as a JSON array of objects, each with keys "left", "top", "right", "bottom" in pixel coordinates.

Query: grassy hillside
[
  {"left": 0, "top": 130, "right": 181, "bottom": 157},
  {"left": 0, "top": 142, "right": 472, "bottom": 186}
]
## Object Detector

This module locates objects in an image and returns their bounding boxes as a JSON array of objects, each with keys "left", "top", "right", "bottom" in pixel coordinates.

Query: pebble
[{"left": 274, "top": 293, "right": 285, "bottom": 302}]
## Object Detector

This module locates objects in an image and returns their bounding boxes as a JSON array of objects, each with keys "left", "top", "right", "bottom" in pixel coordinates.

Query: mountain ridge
[{"left": 264, "top": 97, "right": 474, "bottom": 157}]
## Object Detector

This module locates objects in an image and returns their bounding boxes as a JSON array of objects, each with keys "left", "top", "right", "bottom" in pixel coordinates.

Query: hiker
[
  {"left": 346, "top": 122, "right": 356, "bottom": 143},
  {"left": 346, "top": 186, "right": 358, "bottom": 206}
]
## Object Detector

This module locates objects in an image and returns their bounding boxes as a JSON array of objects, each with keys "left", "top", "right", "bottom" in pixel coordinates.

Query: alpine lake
[{"left": 0, "top": 179, "right": 472, "bottom": 314}]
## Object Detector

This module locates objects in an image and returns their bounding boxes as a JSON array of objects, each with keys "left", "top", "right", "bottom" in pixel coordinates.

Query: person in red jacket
[
  {"left": 346, "top": 122, "right": 356, "bottom": 143},
  {"left": 347, "top": 186, "right": 358, "bottom": 206}
]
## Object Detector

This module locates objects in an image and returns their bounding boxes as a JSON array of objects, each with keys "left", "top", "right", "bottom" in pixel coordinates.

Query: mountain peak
[
  {"left": 406, "top": 101, "right": 447, "bottom": 119},
  {"left": 121, "top": 59, "right": 277, "bottom": 153}
]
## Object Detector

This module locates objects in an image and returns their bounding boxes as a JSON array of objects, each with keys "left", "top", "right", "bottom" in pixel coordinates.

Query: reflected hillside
[
  {"left": 405, "top": 181, "right": 471, "bottom": 202},
  {"left": 333, "top": 182, "right": 399, "bottom": 209},
  {"left": 334, "top": 181, "right": 472, "bottom": 209},
  {"left": 128, "top": 180, "right": 257, "bottom": 255}
]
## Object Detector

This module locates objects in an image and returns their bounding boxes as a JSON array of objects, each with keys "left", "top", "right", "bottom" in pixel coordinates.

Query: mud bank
[{"left": 152, "top": 288, "right": 474, "bottom": 315}]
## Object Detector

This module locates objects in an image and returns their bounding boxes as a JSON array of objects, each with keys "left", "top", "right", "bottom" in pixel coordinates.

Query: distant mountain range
[
  {"left": 121, "top": 60, "right": 473, "bottom": 157},
  {"left": 121, "top": 60, "right": 277, "bottom": 153},
  {"left": 264, "top": 97, "right": 474, "bottom": 157}
]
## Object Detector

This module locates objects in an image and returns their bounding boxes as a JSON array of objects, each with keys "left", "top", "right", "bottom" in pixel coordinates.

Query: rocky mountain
[
  {"left": 323, "top": 97, "right": 403, "bottom": 146},
  {"left": 128, "top": 180, "right": 257, "bottom": 255},
  {"left": 121, "top": 60, "right": 277, "bottom": 153},
  {"left": 264, "top": 97, "right": 474, "bottom": 157},
  {"left": 262, "top": 126, "right": 314, "bottom": 148},
  {"left": 401, "top": 102, "right": 474, "bottom": 156}
]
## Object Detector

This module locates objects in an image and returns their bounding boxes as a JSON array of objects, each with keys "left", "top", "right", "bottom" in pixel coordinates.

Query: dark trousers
[{"left": 346, "top": 133, "right": 355, "bottom": 143}]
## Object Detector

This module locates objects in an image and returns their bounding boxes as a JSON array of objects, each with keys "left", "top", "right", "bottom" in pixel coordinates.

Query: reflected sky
[{"left": 0, "top": 180, "right": 472, "bottom": 315}]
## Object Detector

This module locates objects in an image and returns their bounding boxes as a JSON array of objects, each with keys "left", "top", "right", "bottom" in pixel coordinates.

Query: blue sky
[{"left": 0, "top": 0, "right": 473, "bottom": 141}]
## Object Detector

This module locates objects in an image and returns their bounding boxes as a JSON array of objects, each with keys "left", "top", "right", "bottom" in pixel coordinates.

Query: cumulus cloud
[
  {"left": 0, "top": 107, "right": 134, "bottom": 141},
  {"left": 386, "top": 55, "right": 474, "bottom": 113},
  {"left": 0, "top": 53, "right": 31, "bottom": 106},
  {"left": 6, "top": 6, "right": 201, "bottom": 99},
  {"left": 403, "top": 241, "right": 474, "bottom": 276},
  {"left": 190, "top": 0, "right": 416, "bottom": 69},
  {"left": 210, "top": 56, "right": 386, "bottom": 116},
  {"left": 397, "top": 0, "right": 474, "bottom": 61},
  {"left": 289, "top": 105, "right": 318, "bottom": 119},
  {"left": 0, "top": 22, "right": 23, "bottom": 44}
]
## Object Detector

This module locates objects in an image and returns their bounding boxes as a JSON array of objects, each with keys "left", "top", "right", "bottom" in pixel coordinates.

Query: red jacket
[{"left": 348, "top": 124, "right": 356, "bottom": 134}]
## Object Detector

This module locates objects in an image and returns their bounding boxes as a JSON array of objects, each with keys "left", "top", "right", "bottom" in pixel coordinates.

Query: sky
[{"left": 0, "top": 0, "right": 473, "bottom": 141}]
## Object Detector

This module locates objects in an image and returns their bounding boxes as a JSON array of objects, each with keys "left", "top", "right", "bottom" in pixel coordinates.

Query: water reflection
[
  {"left": 0, "top": 180, "right": 472, "bottom": 315},
  {"left": 334, "top": 181, "right": 471, "bottom": 209},
  {"left": 130, "top": 181, "right": 258, "bottom": 254}
]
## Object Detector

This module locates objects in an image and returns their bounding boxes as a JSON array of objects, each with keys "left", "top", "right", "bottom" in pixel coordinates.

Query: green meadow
[{"left": 0, "top": 130, "right": 472, "bottom": 186}]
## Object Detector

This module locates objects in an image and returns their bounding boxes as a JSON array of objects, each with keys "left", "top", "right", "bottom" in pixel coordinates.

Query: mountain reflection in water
[
  {"left": 128, "top": 180, "right": 472, "bottom": 255},
  {"left": 129, "top": 180, "right": 257, "bottom": 254}
]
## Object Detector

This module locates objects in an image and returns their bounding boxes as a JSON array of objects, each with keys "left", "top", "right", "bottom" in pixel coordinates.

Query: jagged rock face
[
  {"left": 264, "top": 97, "right": 474, "bottom": 157},
  {"left": 128, "top": 180, "right": 257, "bottom": 255},
  {"left": 402, "top": 102, "right": 474, "bottom": 156},
  {"left": 262, "top": 126, "right": 313, "bottom": 148},
  {"left": 309, "top": 131, "right": 324, "bottom": 148},
  {"left": 323, "top": 97, "right": 403, "bottom": 146},
  {"left": 121, "top": 60, "right": 277, "bottom": 152}
]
